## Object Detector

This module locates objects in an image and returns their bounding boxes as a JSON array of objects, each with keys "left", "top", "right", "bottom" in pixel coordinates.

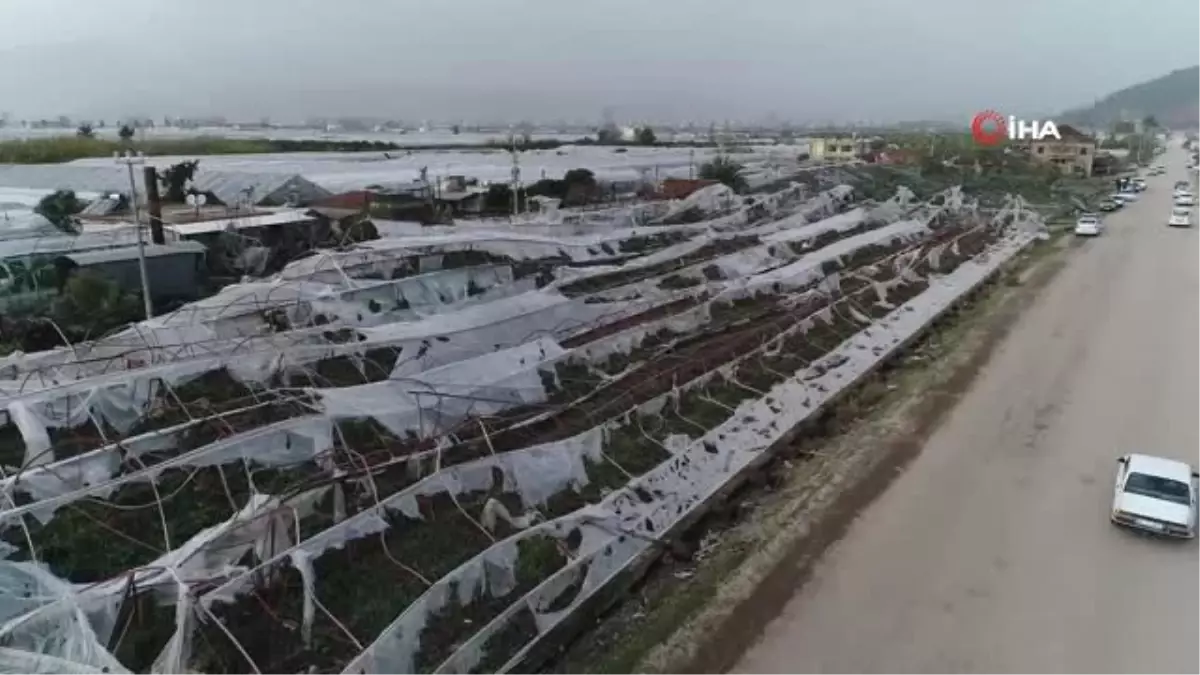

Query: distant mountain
[{"left": 1061, "top": 66, "right": 1199, "bottom": 129}]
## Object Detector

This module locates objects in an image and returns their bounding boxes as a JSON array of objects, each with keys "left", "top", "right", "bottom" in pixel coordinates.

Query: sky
[{"left": 0, "top": 0, "right": 1196, "bottom": 125}]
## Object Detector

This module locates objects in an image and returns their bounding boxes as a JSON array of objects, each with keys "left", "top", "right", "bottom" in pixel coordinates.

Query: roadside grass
[{"left": 0, "top": 135, "right": 403, "bottom": 163}]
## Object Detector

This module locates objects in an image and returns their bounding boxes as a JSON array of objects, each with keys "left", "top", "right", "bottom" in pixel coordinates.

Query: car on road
[
  {"left": 1111, "top": 453, "right": 1198, "bottom": 539},
  {"left": 1168, "top": 207, "right": 1192, "bottom": 228},
  {"left": 1116, "top": 190, "right": 1140, "bottom": 203},
  {"left": 1074, "top": 214, "right": 1102, "bottom": 236},
  {"left": 1131, "top": 178, "right": 1147, "bottom": 191},
  {"left": 1098, "top": 199, "right": 1120, "bottom": 212},
  {"left": 1174, "top": 192, "right": 1195, "bottom": 207}
]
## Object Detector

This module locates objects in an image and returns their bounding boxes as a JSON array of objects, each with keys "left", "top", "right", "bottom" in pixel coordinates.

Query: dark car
[{"left": 1098, "top": 199, "right": 1120, "bottom": 212}]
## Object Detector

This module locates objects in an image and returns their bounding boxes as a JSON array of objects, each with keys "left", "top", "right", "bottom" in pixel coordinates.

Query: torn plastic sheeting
[
  {"left": 432, "top": 527, "right": 647, "bottom": 675},
  {"left": 199, "top": 426, "right": 608, "bottom": 615},
  {"left": 359, "top": 293, "right": 618, "bottom": 379},
  {"left": 310, "top": 265, "right": 516, "bottom": 326},
  {"left": 761, "top": 207, "right": 868, "bottom": 245},
  {"left": 745, "top": 218, "right": 929, "bottom": 293},
  {"left": 458, "top": 232, "right": 1035, "bottom": 674},
  {"left": 570, "top": 302, "right": 714, "bottom": 364},
  {"left": 659, "top": 183, "right": 739, "bottom": 222},
  {"left": 0, "top": 647, "right": 127, "bottom": 674},
  {"left": 2, "top": 491, "right": 328, "bottom": 674},
  {"left": 1, "top": 266, "right": 514, "bottom": 387},
  {"left": 0, "top": 420, "right": 190, "bottom": 506},
  {"left": 348, "top": 518, "right": 619, "bottom": 675},
  {"left": 581, "top": 243, "right": 794, "bottom": 304},
  {"left": 609, "top": 232, "right": 1035, "bottom": 541},
  {"left": 0, "top": 415, "right": 333, "bottom": 528},
  {"left": 278, "top": 232, "right": 616, "bottom": 284},
  {"left": 0, "top": 562, "right": 128, "bottom": 675},
  {"left": 316, "top": 337, "right": 564, "bottom": 438},
  {"left": 0, "top": 355, "right": 223, "bottom": 441},
  {"left": 400, "top": 516, "right": 633, "bottom": 667},
  {"left": 548, "top": 234, "right": 715, "bottom": 289},
  {"left": 0, "top": 274, "right": 623, "bottom": 392}
]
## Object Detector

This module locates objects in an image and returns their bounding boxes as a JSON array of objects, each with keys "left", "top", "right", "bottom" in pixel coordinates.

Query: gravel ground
[{"left": 733, "top": 144, "right": 1199, "bottom": 673}]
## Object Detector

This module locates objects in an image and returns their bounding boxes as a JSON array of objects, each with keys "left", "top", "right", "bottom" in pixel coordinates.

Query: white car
[
  {"left": 1116, "top": 191, "right": 1140, "bottom": 203},
  {"left": 1075, "top": 214, "right": 1102, "bottom": 236},
  {"left": 1111, "top": 453, "right": 1198, "bottom": 538},
  {"left": 1168, "top": 207, "right": 1192, "bottom": 227},
  {"left": 1174, "top": 192, "right": 1195, "bottom": 207}
]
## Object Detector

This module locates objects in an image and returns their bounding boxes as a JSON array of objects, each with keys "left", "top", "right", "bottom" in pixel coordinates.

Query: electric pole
[
  {"left": 509, "top": 137, "right": 521, "bottom": 218},
  {"left": 114, "top": 151, "right": 154, "bottom": 320}
]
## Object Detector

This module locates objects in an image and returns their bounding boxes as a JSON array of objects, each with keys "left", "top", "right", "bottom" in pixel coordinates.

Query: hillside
[{"left": 1061, "top": 66, "right": 1199, "bottom": 129}]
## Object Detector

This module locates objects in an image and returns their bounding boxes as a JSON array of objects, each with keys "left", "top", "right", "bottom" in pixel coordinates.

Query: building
[
  {"left": 1027, "top": 124, "right": 1096, "bottom": 177},
  {"left": 645, "top": 178, "right": 719, "bottom": 201},
  {"left": 53, "top": 241, "right": 208, "bottom": 302},
  {"left": 808, "top": 136, "right": 872, "bottom": 161}
]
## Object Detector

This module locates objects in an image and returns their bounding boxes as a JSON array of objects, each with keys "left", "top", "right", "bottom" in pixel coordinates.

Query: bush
[{"left": 699, "top": 156, "right": 747, "bottom": 192}]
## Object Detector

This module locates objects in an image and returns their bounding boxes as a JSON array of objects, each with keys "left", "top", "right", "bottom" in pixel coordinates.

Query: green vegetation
[
  {"left": 34, "top": 189, "right": 85, "bottom": 234},
  {"left": 0, "top": 135, "right": 409, "bottom": 163},
  {"left": 159, "top": 159, "right": 200, "bottom": 201},
  {"left": 699, "top": 156, "right": 747, "bottom": 192},
  {"left": 1060, "top": 65, "right": 1199, "bottom": 129},
  {"left": 0, "top": 271, "right": 144, "bottom": 356}
]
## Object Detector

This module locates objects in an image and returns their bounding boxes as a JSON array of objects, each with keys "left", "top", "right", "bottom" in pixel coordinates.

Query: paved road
[{"left": 733, "top": 143, "right": 1199, "bottom": 674}]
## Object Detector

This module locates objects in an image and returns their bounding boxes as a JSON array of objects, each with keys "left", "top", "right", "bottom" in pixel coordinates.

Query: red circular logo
[{"left": 971, "top": 110, "right": 1007, "bottom": 146}]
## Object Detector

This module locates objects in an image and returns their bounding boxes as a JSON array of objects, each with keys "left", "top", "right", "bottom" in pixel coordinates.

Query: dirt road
[{"left": 733, "top": 145, "right": 1199, "bottom": 673}]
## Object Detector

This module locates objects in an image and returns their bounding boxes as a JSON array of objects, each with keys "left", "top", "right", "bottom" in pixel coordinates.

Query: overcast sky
[{"left": 0, "top": 0, "right": 1196, "bottom": 125}]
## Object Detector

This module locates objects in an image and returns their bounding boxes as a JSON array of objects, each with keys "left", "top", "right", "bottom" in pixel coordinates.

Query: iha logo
[{"left": 970, "top": 110, "right": 1061, "bottom": 146}]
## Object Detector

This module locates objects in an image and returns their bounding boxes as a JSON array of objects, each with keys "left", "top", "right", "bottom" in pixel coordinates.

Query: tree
[
  {"left": 159, "top": 159, "right": 200, "bottom": 202},
  {"left": 597, "top": 125, "right": 620, "bottom": 144},
  {"left": 637, "top": 126, "right": 657, "bottom": 145},
  {"left": 34, "top": 189, "right": 84, "bottom": 234},
  {"left": 699, "top": 156, "right": 747, "bottom": 192},
  {"left": 118, "top": 124, "right": 136, "bottom": 141},
  {"left": 562, "top": 168, "right": 598, "bottom": 205},
  {"left": 1142, "top": 115, "right": 1159, "bottom": 129},
  {"left": 76, "top": 123, "right": 95, "bottom": 139},
  {"left": 52, "top": 270, "right": 143, "bottom": 338}
]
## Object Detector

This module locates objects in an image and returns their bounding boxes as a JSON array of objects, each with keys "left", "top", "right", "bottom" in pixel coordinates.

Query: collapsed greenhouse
[{"left": 0, "top": 171, "right": 1048, "bottom": 674}]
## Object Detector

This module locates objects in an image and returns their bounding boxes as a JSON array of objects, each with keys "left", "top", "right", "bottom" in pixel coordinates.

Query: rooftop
[
  {"left": 1127, "top": 453, "right": 1195, "bottom": 482},
  {"left": 166, "top": 208, "right": 317, "bottom": 237},
  {"left": 58, "top": 240, "right": 207, "bottom": 266}
]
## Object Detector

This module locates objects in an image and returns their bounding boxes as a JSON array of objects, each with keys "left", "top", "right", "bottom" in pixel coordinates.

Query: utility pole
[
  {"left": 114, "top": 151, "right": 154, "bottom": 320},
  {"left": 509, "top": 137, "right": 521, "bottom": 218},
  {"left": 689, "top": 148, "right": 695, "bottom": 179},
  {"left": 142, "top": 166, "right": 165, "bottom": 244}
]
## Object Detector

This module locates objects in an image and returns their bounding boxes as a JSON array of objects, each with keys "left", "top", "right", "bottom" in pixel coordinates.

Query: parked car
[
  {"left": 1174, "top": 192, "right": 1195, "bottom": 207},
  {"left": 1116, "top": 190, "right": 1140, "bottom": 203},
  {"left": 1075, "top": 214, "right": 1102, "bottom": 236},
  {"left": 1111, "top": 453, "right": 1198, "bottom": 539},
  {"left": 1098, "top": 199, "right": 1120, "bottom": 212},
  {"left": 1168, "top": 207, "right": 1192, "bottom": 228},
  {"left": 1131, "top": 178, "right": 1147, "bottom": 191}
]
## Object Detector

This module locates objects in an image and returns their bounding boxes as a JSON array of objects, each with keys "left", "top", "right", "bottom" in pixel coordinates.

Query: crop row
[
  {"left": 0, "top": 200, "right": 998, "bottom": 667},
  {"left": 140, "top": 223, "right": 1002, "bottom": 673},
  {"left": 428, "top": 226, "right": 1030, "bottom": 674}
]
